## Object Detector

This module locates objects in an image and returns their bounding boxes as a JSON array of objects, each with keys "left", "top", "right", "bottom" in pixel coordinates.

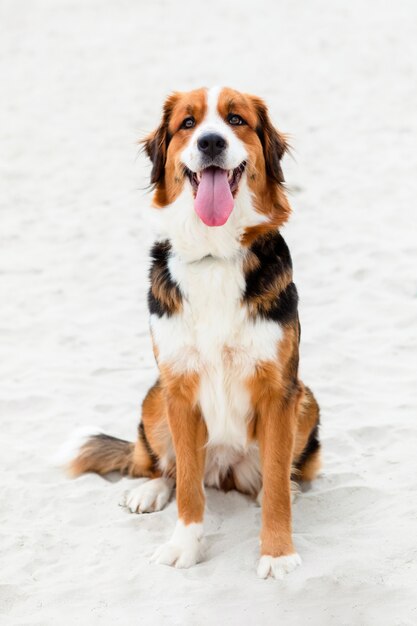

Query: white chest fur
[{"left": 150, "top": 252, "right": 283, "bottom": 450}]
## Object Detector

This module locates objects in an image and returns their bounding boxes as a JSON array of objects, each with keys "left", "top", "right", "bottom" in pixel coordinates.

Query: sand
[{"left": 1, "top": 0, "right": 417, "bottom": 624}]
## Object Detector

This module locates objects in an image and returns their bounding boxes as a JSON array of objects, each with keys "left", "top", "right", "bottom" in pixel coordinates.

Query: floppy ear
[
  {"left": 251, "top": 96, "right": 288, "bottom": 184},
  {"left": 142, "top": 93, "right": 178, "bottom": 185}
]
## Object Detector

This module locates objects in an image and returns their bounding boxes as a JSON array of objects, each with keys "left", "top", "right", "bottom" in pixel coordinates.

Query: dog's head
[{"left": 143, "top": 87, "right": 290, "bottom": 243}]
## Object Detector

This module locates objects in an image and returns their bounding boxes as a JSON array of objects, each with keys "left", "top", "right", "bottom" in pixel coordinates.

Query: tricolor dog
[{"left": 68, "top": 87, "right": 321, "bottom": 579}]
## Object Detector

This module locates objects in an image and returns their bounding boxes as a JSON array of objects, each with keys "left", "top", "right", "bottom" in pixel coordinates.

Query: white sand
[{"left": 1, "top": 1, "right": 417, "bottom": 624}]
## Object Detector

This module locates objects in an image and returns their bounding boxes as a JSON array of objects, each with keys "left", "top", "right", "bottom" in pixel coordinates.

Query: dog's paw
[
  {"left": 121, "top": 478, "right": 173, "bottom": 513},
  {"left": 257, "top": 553, "right": 301, "bottom": 579},
  {"left": 152, "top": 521, "right": 204, "bottom": 569},
  {"left": 152, "top": 542, "right": 201, "bottom": 569}
]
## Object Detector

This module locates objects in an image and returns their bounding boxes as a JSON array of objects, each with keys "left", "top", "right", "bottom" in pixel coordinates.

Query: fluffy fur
[{"left": 67, "top": 87, "right": 321, "bottom": 579}]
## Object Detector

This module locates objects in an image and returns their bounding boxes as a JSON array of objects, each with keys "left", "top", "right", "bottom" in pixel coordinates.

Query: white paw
[
  {"left": 257, "top": 553, "right": 301, "bottom": 579},
  {"left": 152, "top": 521, "right": 204, "bottom": 569},
  {"left": 121, "top": 478, "right": 173, "bottom": 513}
]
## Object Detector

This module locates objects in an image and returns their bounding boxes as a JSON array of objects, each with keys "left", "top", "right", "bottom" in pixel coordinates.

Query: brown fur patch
[
  {"left": 160, "top": 366, "right": 207, "bottom": 524},
  {"left": 143, "top": 88, "right": 207, "bottom": 207},
  {"left": 298, "top": 448, "right": 321, "bottom": 481},
  {"left": 246, "top": 325, "right": 319, "bottom": 556},
  {"left": 140, "top": 379, "right": 174, "bottom": 477},
  {"left": 241, "top": 187, "right": 291, "bottom": 247},
  {"left": 249, "top": 324, "right": 299, "bottom": 396},
  {"left": 248, "top": 363, "right": 300, "bottom": 557},
  {"left": 242, "top": 249, "right": 261, "bottom": 275},
  {"left": 293, "top": 385, "right": 321, "bottom": 481},
  {"left": 293, "top": 385, "right": 320, "bottom": 460}
]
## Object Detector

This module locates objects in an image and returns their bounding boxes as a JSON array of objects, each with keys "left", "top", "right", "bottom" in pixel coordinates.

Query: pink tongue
[{"left": 194, "top": 167, "right": 234, "bottom": 227}]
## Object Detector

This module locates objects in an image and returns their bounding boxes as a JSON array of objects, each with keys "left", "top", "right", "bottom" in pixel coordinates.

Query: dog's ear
[
  {"left": 250, "top": 96, "right": 288, "bottom": 184},
  {"left": 142, "top": 93, "right": 178, "bottom": 185}
]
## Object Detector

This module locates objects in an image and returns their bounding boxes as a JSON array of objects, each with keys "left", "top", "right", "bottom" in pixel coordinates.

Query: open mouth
[
  {"left": 184, "top": 163, "right": 246, "bottom": 227},
  {"left": 186, "top": 162, "right": 246, "bottom": 197},
  {"left": 186, "top": 162, "right": 246, "bottom": 226}
]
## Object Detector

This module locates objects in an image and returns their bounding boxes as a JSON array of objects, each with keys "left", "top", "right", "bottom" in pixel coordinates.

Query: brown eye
[
  {"left": 181, "top": 117, "right": 195, "bottom": 129},
  {"left": 228, "top": 114, "right": 246, "bottom": 126}
]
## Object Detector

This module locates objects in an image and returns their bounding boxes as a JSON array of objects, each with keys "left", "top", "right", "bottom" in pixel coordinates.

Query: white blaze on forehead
[
  {"left": 181, "top": 86, "right": 247, "bottom": 172},
  {"left": 204, "top": 85, "right": 226, "bottom": 128}
]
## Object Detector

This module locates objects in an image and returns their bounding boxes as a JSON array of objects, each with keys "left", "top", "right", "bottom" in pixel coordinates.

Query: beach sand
[{"left": 1, "top": 1, "right": 417, "bottom": 624}]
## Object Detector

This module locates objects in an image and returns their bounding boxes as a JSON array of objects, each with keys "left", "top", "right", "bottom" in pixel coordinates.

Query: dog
[{"left": 67, "top": 87, "right": 321, "bottom": 579}]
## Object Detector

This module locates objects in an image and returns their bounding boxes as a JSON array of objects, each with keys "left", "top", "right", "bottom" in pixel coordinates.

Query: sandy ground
[{"left": 1, "top": 0, "right": 417, "bottom": 624}]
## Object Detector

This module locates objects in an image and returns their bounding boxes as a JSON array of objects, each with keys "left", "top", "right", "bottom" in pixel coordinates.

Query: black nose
[{"left": 197, "top": 133, "right": 227, "bottom": 158}]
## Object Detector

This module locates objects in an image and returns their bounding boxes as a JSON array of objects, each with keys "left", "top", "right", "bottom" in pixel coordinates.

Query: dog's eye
[
  {"left": 228, "top": 114, "right": 246, "bottom": 126},
  {"left": 181, "top": 117, "right": 196, "bottom": 129}
]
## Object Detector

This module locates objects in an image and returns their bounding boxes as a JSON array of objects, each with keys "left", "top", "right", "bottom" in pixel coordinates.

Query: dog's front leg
[
  {"left": 256, "top": 391, "right": 301, "bottom": 579},
  {"left": 153, "top": 370, "right": 207, "bottom": 569}
]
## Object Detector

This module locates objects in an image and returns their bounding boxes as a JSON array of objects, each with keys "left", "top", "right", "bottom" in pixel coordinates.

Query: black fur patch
[
  {"left": 138, "top": 421, "right": 160, "bottom": 471},
  {"left": 244, "top": 232, "right": 292, "bottom": 296},
  {"left": 147, "top": 240, "right": 182, "bottom": 317},
  {"left": 147, "top": 290, "right": 165, "bottom": 317},
  {"left": 294, "top": 423, "right": 321, "bottom": 475},
  {"left": 254, "top": 102, "right": 286, "bottom": 184},
  {"left": 243, "top": 231, "right": 298, "bottom": 324},
  {"left": 268, "top": 282, "right": 299, "bottom": 324}
]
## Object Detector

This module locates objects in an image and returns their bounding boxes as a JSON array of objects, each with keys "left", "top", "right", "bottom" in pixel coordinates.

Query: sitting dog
[{"left": 68, "top": 87, "right": 321, "bottom": 579}]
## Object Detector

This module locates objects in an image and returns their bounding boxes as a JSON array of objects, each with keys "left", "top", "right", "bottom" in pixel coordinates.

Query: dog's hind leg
[{"left": 292, "top": 384, "right": 321, "bottom": 482}]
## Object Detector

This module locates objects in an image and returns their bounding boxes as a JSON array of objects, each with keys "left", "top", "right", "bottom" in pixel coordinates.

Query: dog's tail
[
  {"left": 54, "top": 427, "right": 156, "bottom": 478},
  {"left": 68, "top": 433, "right": 136, "bottom": 477}
]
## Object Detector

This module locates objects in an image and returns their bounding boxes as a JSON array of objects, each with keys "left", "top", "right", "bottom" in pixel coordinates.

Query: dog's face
[{"left": 143, "top": 87, "right": 290, "bottom": 241}]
